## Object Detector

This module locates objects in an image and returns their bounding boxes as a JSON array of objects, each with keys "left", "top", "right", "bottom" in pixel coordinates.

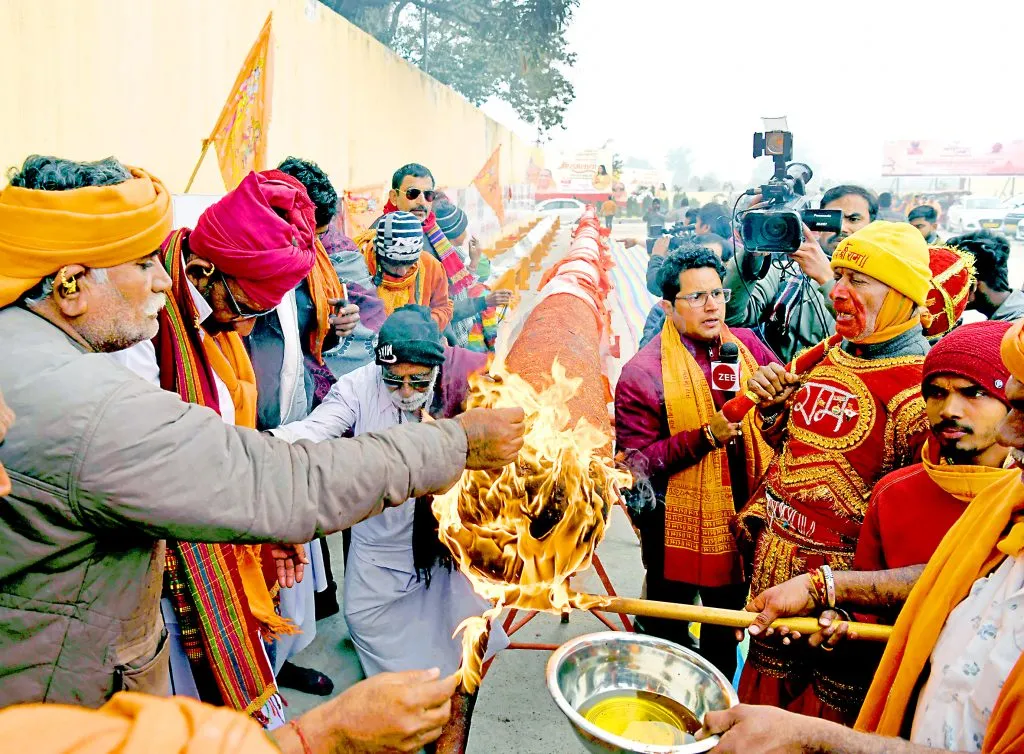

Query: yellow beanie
[{"left": 831, "top": 221, "right": 932, "bottom": 306}]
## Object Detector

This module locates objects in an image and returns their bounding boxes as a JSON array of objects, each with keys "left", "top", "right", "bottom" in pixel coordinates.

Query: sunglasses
[
  {"left": 221, "top": 275, "right": 271, "bottom": 320},
  {"left": 382, "top": 369, "right": 435, "bottom": 392},
  {"left": 402, "top": 188, "right": 436, "bottom": 202}
]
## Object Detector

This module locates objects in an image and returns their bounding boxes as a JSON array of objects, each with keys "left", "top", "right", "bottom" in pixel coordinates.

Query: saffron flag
[
  {"left": 209, "top": 13, "right": 274, "bottom": 190},
  {"left": 473, "top": 147, "right": 505, "bottom": 227}
]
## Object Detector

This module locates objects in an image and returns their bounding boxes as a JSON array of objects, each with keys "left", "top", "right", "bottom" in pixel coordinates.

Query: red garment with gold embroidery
[{"left": 737, "top": 343, "right": 928, "bottom": 716}]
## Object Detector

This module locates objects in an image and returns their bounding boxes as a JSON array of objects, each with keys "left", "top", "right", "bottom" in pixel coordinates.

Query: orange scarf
[
  {"left": 305, "top": 237, "right": 345, "bottom": 364},
  {"left": 0, "top": 692, "right": 277, "bottom": 754},
  {"left": 920, "top": 438, "right": 1016, "bottom": 503},
  {"left": 660, "top": 319, "right": 774, "bottom": 586},
  {"left": 857, "top": 290, "right": 921, "bottom": 345},
  {"left": 856, "top": 471, "right": 1024, "bottom": 752}
]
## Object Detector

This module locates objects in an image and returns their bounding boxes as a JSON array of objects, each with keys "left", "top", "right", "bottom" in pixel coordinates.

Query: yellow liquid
[{"left": 579, "top": 689, "right": 700, "bottom": 746}]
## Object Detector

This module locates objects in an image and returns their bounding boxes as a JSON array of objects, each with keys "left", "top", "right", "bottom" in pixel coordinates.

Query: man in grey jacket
[{"left": 0, "top": 156, "right": 523, "bottom": 751}]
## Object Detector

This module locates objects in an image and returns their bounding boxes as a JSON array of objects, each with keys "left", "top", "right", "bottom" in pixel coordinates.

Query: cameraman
[
  {"left": 723, "top": 184, "right": 877, "bottom": 362},
  {"left": 695, "top": 202, "right": 731, "bottom": 238}
]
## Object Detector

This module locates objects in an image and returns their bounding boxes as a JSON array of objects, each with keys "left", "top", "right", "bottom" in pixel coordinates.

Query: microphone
[{"left": 711, "top": 342, "right": 741, "bottom": 396}]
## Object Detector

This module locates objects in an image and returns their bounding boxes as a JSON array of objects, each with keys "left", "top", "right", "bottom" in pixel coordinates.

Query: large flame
[{"left": 434, "top": 359, "right": 632, "bottom": 692}]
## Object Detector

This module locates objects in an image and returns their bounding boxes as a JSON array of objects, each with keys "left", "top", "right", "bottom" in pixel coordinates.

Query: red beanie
[{"left": 923, "top": 320, "right": 1014, "bottom": 405}]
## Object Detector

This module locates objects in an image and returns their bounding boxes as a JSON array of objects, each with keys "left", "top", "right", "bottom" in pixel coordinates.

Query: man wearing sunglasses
[
  {"left": 615, "top": 244, "right": 780, "bottom": 681},
  {"left": 271, "top": 305, "right": 509, "bottom": 694}
]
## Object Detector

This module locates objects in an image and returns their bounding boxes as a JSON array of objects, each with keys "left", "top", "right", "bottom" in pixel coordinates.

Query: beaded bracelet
[{"left": 821, "top": 564, "right": 836, "bottom": 610}]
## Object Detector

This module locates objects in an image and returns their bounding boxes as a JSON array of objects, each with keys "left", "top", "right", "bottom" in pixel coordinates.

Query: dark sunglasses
[
  {"left": 403, "top": 188, "right": 436, "bottom": 202},
  {"left": 382, "top": 370, "right": 435, "bottom": 392},
  {"left": 220, "top": 275, "right": 271, "bottom": 320}
]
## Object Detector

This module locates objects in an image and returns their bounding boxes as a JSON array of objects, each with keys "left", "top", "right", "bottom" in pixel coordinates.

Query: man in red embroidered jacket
[{"left": 736, "top": 222, "right": 934, "bottom": 718}]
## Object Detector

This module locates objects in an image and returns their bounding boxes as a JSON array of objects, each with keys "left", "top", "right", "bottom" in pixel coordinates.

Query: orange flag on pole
[
  {"left": 473, "top": 146, "right": 505, "bottom": 227},
  {"left": 208, "top": 12, "right": 274, "bottom": 190}
]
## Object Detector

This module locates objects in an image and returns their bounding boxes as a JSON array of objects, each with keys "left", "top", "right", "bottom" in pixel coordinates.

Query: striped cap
[
  {"left": 435, "top": 201, "right": 468, "bottom": 241},
  {"left": 374, "top": 211, "right": 424, "bottom": 263}
]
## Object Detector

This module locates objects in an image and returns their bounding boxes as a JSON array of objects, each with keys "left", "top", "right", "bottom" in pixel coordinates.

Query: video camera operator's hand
[
  {"left": 457, "top": 407, "right": 526, "bottom": 470},
  {"left": 708, "top": 410, "right": 743, "bottom": 446},
  {"left": 747, "top": 364, "right": 800, "bottom": 407},
  {"left": 284, "top": 667, "right": 459, "bottom": 753},
  {"left": 650, "top": 235, "right": 671, "bottom": 258},
  {"left": 791, "top": 223, "right": 831, "bottom": 286}
]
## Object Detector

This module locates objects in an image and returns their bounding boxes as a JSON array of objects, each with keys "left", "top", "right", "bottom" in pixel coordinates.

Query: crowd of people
[
  {"left": 616, "top": 181, "right": 1023, "bottom": 752},
  {"left": 0, "top": 154, "right": 522, "bottom": 752},
  {"left": 1, "top": 150, "right": 1023, "bottom": 754}
]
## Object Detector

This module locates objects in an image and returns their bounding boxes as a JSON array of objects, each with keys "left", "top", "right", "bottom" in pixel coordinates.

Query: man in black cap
[{"left": 271, "top": 305, "right": 509, "bottom": 678}]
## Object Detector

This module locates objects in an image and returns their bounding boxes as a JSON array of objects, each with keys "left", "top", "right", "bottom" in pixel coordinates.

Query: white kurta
[
  {"left": 911, "top": 552, "right": 1024, "bottom": 751},
  {"left": 108, "top": 274, "right": 286, "bottom": 729},
  {"left": 275, "top": 363, "right": 509, "bottom": 677}
]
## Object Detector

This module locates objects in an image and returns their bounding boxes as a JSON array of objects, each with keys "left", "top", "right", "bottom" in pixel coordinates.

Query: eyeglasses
[
  {"left": 674, "top": 288, "right": 732, "bottom": 308},
  {"left": 221, "top": 275, "right": 271, "bottom": 320},
  {"left": 382, "top": 369, "right": 435, "bottom": 392},
  {"left": 403, "top": 188, "right": 436, "bottom": 202}
]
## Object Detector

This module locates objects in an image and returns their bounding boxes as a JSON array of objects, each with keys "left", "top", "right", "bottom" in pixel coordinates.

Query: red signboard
[{"left": 883, "top": 141, "right": 1024, "bottom": 177}]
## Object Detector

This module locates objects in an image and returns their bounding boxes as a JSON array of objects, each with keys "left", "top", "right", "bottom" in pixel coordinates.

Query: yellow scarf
[
  {"left": 200, "top": 329, "right": 294, "bottom": 638},
  {"left": 857, "top": 290, "right": 921, "bottom": 345},
  {"left": 921, "top": 438, "right": 1017, "bottom": 503},
  {"left": 856, "top": 471, "right": 1024, "bottom": 752},
  {"left": 660, "top": 319, "right": 773, "bottom": 586}
]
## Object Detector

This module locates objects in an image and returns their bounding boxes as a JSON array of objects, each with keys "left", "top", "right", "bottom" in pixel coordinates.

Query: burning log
[{"left": 433, "top": 209, "right": 630, "bottom": 695}]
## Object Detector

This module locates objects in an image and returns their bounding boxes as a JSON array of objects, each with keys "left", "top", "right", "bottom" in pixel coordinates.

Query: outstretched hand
[{"left": 270, "top": 543, "right": 309, "bottom": 588}]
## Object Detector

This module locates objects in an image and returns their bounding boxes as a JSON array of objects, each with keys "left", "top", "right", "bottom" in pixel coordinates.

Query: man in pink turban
[{"left": 109, "top": 170, "right": 320, "bottom": 727}]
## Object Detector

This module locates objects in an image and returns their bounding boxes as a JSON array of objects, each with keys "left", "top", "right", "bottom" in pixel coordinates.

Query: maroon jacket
[{"left": 614, "top": 329, "right": 778, "bottom": 501}]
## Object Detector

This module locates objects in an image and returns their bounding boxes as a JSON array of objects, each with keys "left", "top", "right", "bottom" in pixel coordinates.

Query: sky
[{"left": 483, "top": 0, "right": 1023, "bottom": 189}]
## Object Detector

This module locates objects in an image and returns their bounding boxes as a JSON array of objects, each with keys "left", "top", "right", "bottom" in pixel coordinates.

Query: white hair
[{"left": 23, "top": 266, "right": 110, "bottom": 306}]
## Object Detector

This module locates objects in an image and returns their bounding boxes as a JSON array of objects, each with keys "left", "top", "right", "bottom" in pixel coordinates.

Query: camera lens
[{"left": 762, "top": 215, "right": 790, "bottom": 241}]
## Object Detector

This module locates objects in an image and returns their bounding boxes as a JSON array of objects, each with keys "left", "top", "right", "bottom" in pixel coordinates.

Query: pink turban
[{"left": 188, "top": 171, "right": 317, "bottom": 310}]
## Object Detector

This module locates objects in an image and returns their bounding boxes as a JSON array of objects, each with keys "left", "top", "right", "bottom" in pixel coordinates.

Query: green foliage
[{"left": 322, "top": 0, "right": 578, "bottom": 133}]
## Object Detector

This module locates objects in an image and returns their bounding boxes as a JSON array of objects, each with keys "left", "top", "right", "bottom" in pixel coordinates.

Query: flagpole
[{"left": 183, "top": 138, "right": 213, "bottom": 193}]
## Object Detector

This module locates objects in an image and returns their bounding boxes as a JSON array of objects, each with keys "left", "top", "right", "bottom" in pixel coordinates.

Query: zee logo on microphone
[{"left": 710, "top": 361, "right": 741, "bottom": 392}]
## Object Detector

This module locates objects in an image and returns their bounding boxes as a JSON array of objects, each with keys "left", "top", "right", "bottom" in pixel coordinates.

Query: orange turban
[
  {"left": 1000, "top": 319, "right": 1024, "bottom": 383},
  {"left": 0, "top": 692, "right": 278, "bottom": 754},
  {"left": 0, "top": 166, "right": 172, "bottom": 307}
]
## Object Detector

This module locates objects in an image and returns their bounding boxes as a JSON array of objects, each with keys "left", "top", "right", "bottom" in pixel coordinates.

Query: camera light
[{"left": 766, "top": 131, "right": 786, "bottom": 156}]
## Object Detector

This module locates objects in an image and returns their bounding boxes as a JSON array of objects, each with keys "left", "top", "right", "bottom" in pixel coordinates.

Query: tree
[
  {"left": 321, "top": 0, "right": 579, "bottom": 133},
  {"left": 665, "top": 147, "right": 693, "bottom": 188}
]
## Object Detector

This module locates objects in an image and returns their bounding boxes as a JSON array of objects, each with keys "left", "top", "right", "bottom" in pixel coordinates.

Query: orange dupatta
[
  {"left": 0, "top": 692, "right": 277, "bottom": 754},
  {"left": 660, "top": 319, "right": 773, "bottom": 586},
  {"left": 855, "top": 471, "right": 1024, "bottom": 753}
]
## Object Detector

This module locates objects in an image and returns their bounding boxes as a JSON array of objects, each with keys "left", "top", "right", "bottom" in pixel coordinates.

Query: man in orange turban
[
  {"left": 699, "top": 320, "right": 1024, "bottom": 754},
  {"left": 0, "top": 154, "right": 525, "bottom": 745}
]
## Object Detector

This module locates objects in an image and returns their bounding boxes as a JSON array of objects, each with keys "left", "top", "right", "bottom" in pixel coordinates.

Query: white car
[
  {"left": 535, "top": 198, "right": 586, "bottom": 225},
  {"left": 947, "top": 196, "right": 1008, "bottom": 233}
]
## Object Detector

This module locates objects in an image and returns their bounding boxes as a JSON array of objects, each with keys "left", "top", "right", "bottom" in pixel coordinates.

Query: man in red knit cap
[{"left": 744, "top": 320, "right": 1017, "bottom": 725}]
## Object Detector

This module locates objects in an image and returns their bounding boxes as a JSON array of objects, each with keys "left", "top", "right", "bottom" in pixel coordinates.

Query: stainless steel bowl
[{"left": 546, "top": 632, "right": 738, "bottom": 754}]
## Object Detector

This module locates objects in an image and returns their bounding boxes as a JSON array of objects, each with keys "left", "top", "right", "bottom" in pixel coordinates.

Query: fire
[{"left": 434, "top": 359, "right": 632, "bottom": 692}]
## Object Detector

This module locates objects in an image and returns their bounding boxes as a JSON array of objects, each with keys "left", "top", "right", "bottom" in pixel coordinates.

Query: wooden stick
[
  {"left": 589, "top": 596, "right": 893, "bottom": 643},
  {"left": 183, "top": 139, "right": 213, "bottom": 193}
]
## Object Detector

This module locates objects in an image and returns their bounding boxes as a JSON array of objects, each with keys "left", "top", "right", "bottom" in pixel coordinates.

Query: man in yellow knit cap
[
  {"left": 734, "top": 222, "right": 934, "bottom": 717},
  {"left": 699, "top": 318, "right": 1024, "bottom": 754}
]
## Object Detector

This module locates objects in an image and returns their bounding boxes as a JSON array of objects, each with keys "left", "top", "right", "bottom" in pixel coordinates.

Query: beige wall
[{"left": 0, "top": 0, "right": 530, "bottom": 193}]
